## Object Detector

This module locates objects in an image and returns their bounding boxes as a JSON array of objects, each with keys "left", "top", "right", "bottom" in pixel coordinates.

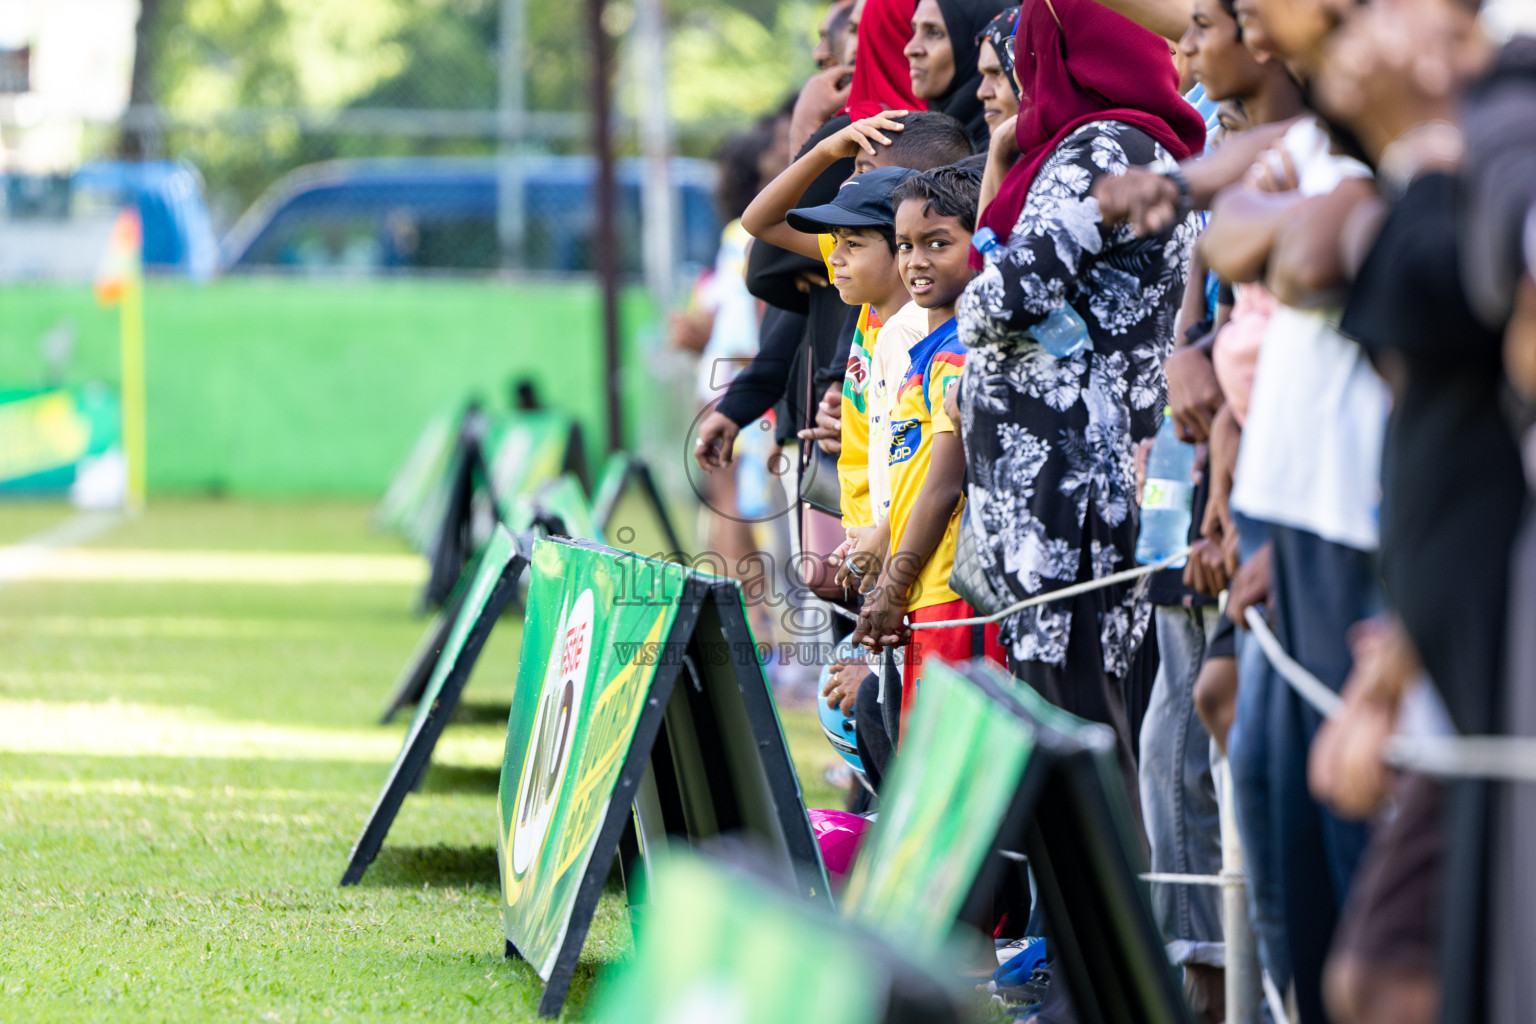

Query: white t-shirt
[
  {"left": 695, "top": 220, "right": 760, "bottom": 404},
  {"left": 865, "top": 300, "right": 928, "bottom": 521},
  {"left": 1230, "top": 119, "right": 1389, "bottom": 551}
]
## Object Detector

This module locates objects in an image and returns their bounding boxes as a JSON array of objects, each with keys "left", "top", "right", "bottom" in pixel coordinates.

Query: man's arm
[
  {"left": 1095, "top": 120, "right": 1297, "bottom": 236},
  {"left": 1266, "top": 178, "right": 1377, "bottom": 308},
  {"left": 1084, "top": 0, "right": 1190, "bottom": 41},
  {"left": 715, "top": 306, "right": 806, "bottom": 427},
  {"left": 1198, "top": 184, "right": 1307, "bottom": 284},
  {"left": 790, "top": 65, "right": 854, "bottom": 156}
]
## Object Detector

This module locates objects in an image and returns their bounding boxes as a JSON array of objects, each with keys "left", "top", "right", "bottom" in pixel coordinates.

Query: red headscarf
[
  {"left": 972, "top": 0, "right": 1205, "bottom": 266},
  {"left": 846, "top": 0, "right": 928, "bottom": 120}
]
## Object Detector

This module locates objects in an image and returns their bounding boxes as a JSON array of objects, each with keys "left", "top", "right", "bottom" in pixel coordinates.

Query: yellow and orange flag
[{"left": 95, "top": 208, "right": 143, "bottom": 306}]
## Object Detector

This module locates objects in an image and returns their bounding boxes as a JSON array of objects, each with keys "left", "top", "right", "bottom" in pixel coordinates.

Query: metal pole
[
  {"left": 588, "top": 0, "right": 623, "bottom": 453},
  {"left": 1217, "top": 756, "right": 1263, "bottom": 1023},
  {"left": 497, "top": 0, "right": 528, "bottom": 268},
  {"left": 632, "top": 0, "right": 675, "bottom": 310}
]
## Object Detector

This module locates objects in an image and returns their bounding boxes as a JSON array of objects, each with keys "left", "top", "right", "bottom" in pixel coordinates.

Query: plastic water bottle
[
  {"left": 1136, "top": 407, "right": 1194, "bottom": 568},
  {"left": 972, "top": 228, "right": 1091, "bottom": 359},
  {"left": 972, "top": 226, "right": 1005, "bottom": 266},
  {"left": 1030, "top": 305, "right": 1092, "bottom": 359}
]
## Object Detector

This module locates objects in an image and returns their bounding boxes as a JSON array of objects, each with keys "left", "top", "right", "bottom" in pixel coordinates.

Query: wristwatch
[{"left": 1161, "top": 166, "right": 1192, "bottom": 219}]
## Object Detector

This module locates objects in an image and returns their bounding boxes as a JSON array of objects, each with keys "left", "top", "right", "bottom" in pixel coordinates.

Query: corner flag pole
[
  {"left": 97, "top": 208, "right": 147, "bottom": 513},
  {"left": 121, "top": 270, "right": 146, "bottom": 512}
]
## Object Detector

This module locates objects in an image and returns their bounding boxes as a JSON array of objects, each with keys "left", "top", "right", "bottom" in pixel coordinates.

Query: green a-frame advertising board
[
  {"left": 841, "top": 658, "right": 1193, "bottom": 1024},
  {"left": 497, "top": 537, "right": 829, "bottom": 1017}
]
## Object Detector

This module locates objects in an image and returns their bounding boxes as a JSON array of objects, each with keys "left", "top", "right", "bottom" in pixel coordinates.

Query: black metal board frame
[
  {"left": 959, "top": 661, "right": 1192, "bottom": 1024},
  {"left": 590, "top": 454, "right": 686, "bottom": 558},
  {"left": 340, "top": 547, "right": 527, "bottom": 887},
  {"left": 1022, "top": 740, "right": 1190, "bottom": 1024},
  {"left": 379, "top": 549, "right": 484, "bottom": 723},
  {"left": 506, "top": 567, "right": 829, "bottom": 1018},
  {"left": 420, "top": 414, "right": 482, "bottom": 610},
  {"left": 631, "top": 581, "right": 829, "bottom": 904}
]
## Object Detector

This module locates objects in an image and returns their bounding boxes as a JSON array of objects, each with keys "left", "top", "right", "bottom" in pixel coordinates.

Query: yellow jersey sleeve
[{"left": 838, "top": 304, "right": 879, "bottom": 529}]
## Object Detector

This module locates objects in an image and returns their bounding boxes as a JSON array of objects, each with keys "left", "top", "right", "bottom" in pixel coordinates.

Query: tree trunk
[{"left": 120, "top": 0, "right": 163, "bottom": 159}]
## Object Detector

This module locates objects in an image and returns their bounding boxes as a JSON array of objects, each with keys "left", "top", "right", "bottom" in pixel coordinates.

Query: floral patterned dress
[{"left": 956, "top": 120, "right": 1196, "bottom": 675}]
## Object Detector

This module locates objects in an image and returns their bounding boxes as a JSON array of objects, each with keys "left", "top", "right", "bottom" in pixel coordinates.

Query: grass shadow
[
  {"left": 360, "top": 844, "right": 500, "bottom": 890},
  {"left": 450, "top": 700, "right": 512, "bottom": 726},
  {"left": 417, "top": 762, "right": 502, "bottom": 795}
]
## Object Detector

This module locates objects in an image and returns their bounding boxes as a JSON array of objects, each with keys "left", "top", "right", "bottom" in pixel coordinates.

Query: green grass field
[{"left": 0, "top": 501, "right": 843, "bottom": 1022}]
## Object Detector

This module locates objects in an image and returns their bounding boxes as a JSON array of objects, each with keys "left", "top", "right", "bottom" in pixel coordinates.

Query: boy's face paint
[
  {"left": 1181, "top": 0, "right": 1266, "bottom": 102},
  {"left": 827, "top": 226, "right": 902, "bottom": 307},
  {"left": 894, "top": 200, "right": 974, "bottom": 310}
]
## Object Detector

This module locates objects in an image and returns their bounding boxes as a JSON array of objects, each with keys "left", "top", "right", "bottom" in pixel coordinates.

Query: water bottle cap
[{"left": 971, "top": 227, "right": 999, "bottom": 251}]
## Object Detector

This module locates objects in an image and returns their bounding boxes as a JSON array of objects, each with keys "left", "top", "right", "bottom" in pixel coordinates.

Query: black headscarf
[
  {"left": 930, "top": 0, "right": 1016, "bottom": 150},
  {"left": 977, "top": 7, "right": 1021, "bottom": 97}
]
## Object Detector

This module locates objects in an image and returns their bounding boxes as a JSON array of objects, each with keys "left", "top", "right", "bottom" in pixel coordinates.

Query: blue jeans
[
  {"left": 1265, "top": 522, "right": 1375, "bottom": 1024},
  {"left": 1226, "top": 512, "right": 1293, "bottom": 991},
  {"left": 1139, "top": 604, "right": 1224, "bottom": 967}
]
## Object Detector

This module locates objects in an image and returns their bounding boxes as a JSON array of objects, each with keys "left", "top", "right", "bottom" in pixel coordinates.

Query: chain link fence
[{"left": 0, "top": 105, "right": 750, "bottom": 281}]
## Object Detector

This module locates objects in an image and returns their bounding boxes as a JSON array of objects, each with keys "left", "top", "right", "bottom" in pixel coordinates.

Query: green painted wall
[{"left": 0, "top": 278, "right": 658, "bottom": 496}]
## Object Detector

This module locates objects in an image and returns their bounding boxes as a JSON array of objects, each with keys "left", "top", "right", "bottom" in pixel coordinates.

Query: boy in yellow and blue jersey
[
  {"left": 850, "top": 166, "right": 1004, "bottom": 734},
  {"left": 737, "top": 110, "right": 975, "bottom": 593}
]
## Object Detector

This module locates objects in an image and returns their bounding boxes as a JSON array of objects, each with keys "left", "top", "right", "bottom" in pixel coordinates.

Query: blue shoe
[{"left": 994, "top": 937, "right": 1048, "bottom": 988}]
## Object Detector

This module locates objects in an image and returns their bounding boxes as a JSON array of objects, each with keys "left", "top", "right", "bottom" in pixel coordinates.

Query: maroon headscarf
[
  {"left": 846, "top": 0, "right": 928, "bottom": 119},
  {"left": 972, "top": 0, "right": 1205, "bottom": 266}
]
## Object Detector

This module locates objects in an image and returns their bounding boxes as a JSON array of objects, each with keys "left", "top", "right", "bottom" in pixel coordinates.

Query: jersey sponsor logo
[
  {"left": 888, "top": 417, "right": 921, "bottom": 465},
  {"left": 845, "top": 350, "right": 870, "bottom": 396},
  {"left": 510, "top": 588, "right": 594, "bottom": 878}
]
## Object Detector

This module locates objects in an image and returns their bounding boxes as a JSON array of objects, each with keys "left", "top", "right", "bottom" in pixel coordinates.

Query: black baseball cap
[{"left": 786, "top": 165, "right": 919, "bottom": 234}]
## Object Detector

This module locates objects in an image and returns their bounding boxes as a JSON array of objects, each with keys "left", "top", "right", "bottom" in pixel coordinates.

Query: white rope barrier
[
  {"left": 1242, "top": 607, "right": 1344, "bottom": 719},
  {"left": 1140, "top": 871, "right": 1246, "bottom": 888},
  {"left": 812, "top": 547, "right": 1193, "bottom": 631},
  {"left": 910, "top": 547, "right": 1192, "bottom": 630},
  {"left": 1383, "top": 735, "right": 1536, "bottom": 783},
  {"left": 1244, "top": 605, "right": 1536, "bottom": 785}
]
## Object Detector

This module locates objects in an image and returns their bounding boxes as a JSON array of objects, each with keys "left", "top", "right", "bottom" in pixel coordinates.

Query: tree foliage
[{"left": 138, "top": 0, "right": 814, "bottom": 216}]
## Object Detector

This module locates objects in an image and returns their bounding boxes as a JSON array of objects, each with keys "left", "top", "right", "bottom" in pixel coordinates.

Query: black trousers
[{"left": 1007, "top": 585, "right": 1149, "bottom": 842}]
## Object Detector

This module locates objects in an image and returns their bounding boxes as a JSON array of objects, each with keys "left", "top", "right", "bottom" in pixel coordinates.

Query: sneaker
[
  {"left": 995, "top": 966, "right": 1053, "bottom": 1006},
  {"left": 994, "top": 937, "right": 1048, "bottom": 986},
  {"left": 995, "top": 937, "right": 1034, "bottom": 966}
]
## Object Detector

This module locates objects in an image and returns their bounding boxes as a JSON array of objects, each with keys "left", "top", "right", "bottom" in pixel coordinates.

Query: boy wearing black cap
[{"left": 743, "top": 111, "right": 949, "bottom": 593}]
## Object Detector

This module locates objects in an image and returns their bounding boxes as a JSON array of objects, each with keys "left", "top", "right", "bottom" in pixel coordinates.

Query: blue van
[
  {"left": 219, "top": 156, "right": 721, "bottom": 278},
  {"left": 1, "top": 161, "right": 219, "bottom": 281}
]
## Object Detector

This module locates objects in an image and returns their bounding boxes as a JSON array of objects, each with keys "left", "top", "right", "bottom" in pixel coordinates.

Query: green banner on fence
[
  {"left": 591, "top": 452, "right": 685, "bottom": 557},
  {"left": 0, "top": 384, "right": 122, "bottom": 494},
  {"left": 841, "top": 658, "right": 1192, "bottom": 1024},
  {"left": 497, "top": 538, "right": 691, "bottom": 977}
]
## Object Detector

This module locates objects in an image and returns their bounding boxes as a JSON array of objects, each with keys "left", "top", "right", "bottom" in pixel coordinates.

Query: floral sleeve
[{"left": 959, "top": 121, "right": 1190, "bottom": 361}]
